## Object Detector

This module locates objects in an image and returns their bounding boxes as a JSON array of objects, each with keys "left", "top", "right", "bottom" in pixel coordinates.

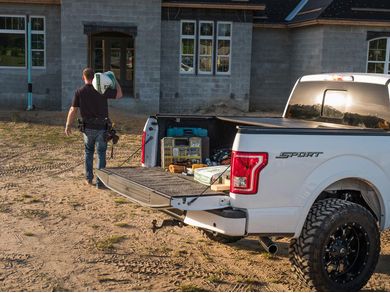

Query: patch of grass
[
  {"left": 28, "top": 198, "right": 42, "bottom": 204},
  {"left": 114, "top": 198, "right": 129, "bottom": 204},
  {"left": 173, "top": 249, "right": 188, "bottom": 257},
  {"left": 21, "top": 209, "right": 49, "bottom": 219},
  {"left": 114, "top": 222, "right": 130, "bottom": 228},
  {"left": 24, "top": 232, "right": 35, "bottom": 237},
  {"left": 0, "top": 204, "right": 12, "bottom": 213},
  {"left": 207, "top": 275, "right": 223, "bottom": 284},
  {"left": 96, "top": 235, "right": 127, "bottom": 251},
  {"left": 179, "top": 284, "right": 208, "bottom": 292}
]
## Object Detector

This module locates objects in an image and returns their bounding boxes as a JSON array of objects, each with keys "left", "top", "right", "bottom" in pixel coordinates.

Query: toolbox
[
  {"left": 161, "top": 137, "right": 209, "bottom": 169},
  {"left": 167, "top": 127, "right": 208, "bottom": 137}
]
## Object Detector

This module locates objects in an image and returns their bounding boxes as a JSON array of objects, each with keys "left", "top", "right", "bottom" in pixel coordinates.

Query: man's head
[{"left": 82, "top": 68, "right": 95, "bottom": 84}]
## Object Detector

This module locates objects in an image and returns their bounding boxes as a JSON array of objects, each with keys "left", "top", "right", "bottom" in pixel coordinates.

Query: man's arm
[
  {"left": 115, "top": 81, "right": 123, "bottom": 99},
  {"left": 65, "top": 106, "right": 79, "bottom": 136}
]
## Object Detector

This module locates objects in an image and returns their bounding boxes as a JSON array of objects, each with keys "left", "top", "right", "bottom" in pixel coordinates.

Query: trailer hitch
[{"left": 151, "top": 219, "right": 184, "bottom": 233}]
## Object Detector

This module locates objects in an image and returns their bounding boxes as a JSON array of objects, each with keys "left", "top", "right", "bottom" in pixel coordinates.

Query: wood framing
[
  {"left": 162, "top": 2, "right": 265, "bottom": 11},
  {"left": 0, "top": 0, "right": 60, "bottom": 4}
]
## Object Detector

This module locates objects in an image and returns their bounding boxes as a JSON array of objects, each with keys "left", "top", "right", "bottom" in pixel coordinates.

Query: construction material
[
  {"left": 161, "top": 137, "right": 209, "bottom": 169},
  {"left": 169, "top": 165, "right": 186, "bottom": 174},
  {"left": 194, "top": 166, "right": 231, "bottom": 186},
  {"left": 92, "top": 71, "right": 117, "bottom": 94},
  {"left": 210, "top": 182, "right": 230, "bottom": 191},
  {"left": 167, "top": 127, "right": 208, "bottom": 137},
  {"left": 192, "top": 164, "right": 208, "bottom": 170}
]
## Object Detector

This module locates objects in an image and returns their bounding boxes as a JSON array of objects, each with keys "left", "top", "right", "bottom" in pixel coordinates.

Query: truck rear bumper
[{"left": 185, "top": 209, "right": 247, "bottom": 236}]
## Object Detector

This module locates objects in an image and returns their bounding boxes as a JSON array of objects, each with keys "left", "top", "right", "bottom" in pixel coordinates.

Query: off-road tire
[
  {"left": 200, "top": 229, "right": 243, "bottom": 244},
  {"left": 289, "top": 198, "right": 380, "bottom": 291}
]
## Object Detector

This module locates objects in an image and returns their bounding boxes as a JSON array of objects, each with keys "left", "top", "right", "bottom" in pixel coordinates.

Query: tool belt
[{"left": 78, "top": 117, "right": 119, "bottom": 144}]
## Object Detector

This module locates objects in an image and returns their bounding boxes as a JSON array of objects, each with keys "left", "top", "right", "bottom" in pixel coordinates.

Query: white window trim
[
  {"left": 0, "top": 15, "right": 46, "bottom": 70},
  {"left": 198, "top": 20, "right": 214, "bottom": 75},
  {"left": 216, "top": 21, "right": 232, "bottom": 76},
  {"left": 30, "top": 15, "right": 46, "bottom": 69},
  {"left": 366, "top": 37, "right": 390, "bottom": 75},
  {"left": 0, "top": 15, "right": 26, "bottom": 69},
  {"left": 180, "top": 20, "right": 196, "bottom": 75}
]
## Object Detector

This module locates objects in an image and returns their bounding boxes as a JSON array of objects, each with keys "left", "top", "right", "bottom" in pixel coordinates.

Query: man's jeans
[{"left": 83, "top": 128, "right": 107, "bottom": 185}]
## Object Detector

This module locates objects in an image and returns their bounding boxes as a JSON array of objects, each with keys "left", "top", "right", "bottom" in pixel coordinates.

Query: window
[
  {"left": 367, "top": 38, "right": 390, "bottom": 74},
  {"left": 31, "top": 17, "right": 45, "bottom": 67},
  {"left": 179, "top": 20, "right": 232, "bottom": 75},
  {"left": 0, "top": 15, "right": 45, "bottom": 68},
  {"left": 180, "top": 20, "right": 196, "bottom": 74},
  {"left": 216, "top": 22, "right": 232, "bottom": 74},
  {"left": 198, "top": 21, "right": 214, "bottom": 74},
  {"left": 0, "top": 16, "right": 26, "bottom": 67}
]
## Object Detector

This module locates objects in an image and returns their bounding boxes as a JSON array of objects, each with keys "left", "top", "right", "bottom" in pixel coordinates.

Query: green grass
[
  {"left": 207, "top": 275, "right": 223, "bottom": 284},
  {"left": 114, "top": 198, "right": 129, "bottom": 204},
  {"left": 96, "top": 235, "right": 127, "bottom": 251},
  {"left": 179, "top": 284, "right": 208, "bottom": 292}
]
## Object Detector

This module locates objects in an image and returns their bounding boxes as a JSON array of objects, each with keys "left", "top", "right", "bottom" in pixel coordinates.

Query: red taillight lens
[
  {"left": 230, "top": 151, "right": 268, "bottom": 194},
  {"left": 141, "top": 131, "right": 146, "bottom": 164}
]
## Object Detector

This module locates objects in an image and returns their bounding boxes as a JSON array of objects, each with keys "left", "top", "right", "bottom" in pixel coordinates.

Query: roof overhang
[
  {"left": 254, "top": 19, "right": 390, "bottom": 29},
  {"left": 162, "top": 2, "right": 265, "bottom": 11},
  {"left": 0, "top": 0, "right": 60, "bottom": 4}
]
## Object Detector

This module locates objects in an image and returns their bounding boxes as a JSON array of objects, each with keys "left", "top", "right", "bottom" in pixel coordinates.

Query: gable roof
[{"left": 255, "top": 0, "right": 390, "bottom": 27}]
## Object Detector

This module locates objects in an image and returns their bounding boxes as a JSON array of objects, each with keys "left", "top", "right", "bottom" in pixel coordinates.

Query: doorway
[{"left": 90, "top": 32, "right": 134, "bottom": 96}]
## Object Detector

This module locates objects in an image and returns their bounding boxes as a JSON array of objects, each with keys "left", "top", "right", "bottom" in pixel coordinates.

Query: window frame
[
  {"left": 180, "top": 19, "right": 197, "bottom": 75},
  {"left": 198, "top": 20, "right": 214, "bottom": 75},
  {"left": 216, "top": 21, "right": 232, "bottom": 76},
  {"left": 0, "top": 14, "right": 27, "bottom": 69},
  {"left": 366, "top": 37, "right": 390, "bottom": 75},
  {"left": 30, "top": 15, "right": 46, "bottom": 69},
  {"left": 0, "top": 15, "right": 46, "bottom": 69}
]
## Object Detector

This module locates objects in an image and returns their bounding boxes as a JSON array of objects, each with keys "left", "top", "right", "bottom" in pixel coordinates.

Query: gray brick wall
[
  {"left": 160, "top": 20, "right": 252, "bottom": 113},
  {"left": 0, "top": 4, "right": 61, "bottom": 110},
  {"left": 321, "top": 25, "right": 390, "bottom": 73},
  {"left": 290, "top": 26, "right": 325, "bottom": 86},
  {"left": 249, "top": 28, "right": 291, "bottom": 112},
  {"left": 61, "top": 0, "right": 161, "bottom": 114}
]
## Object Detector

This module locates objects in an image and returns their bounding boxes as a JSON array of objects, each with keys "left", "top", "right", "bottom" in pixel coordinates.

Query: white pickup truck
[{"left": 97, "top": 73, "right": 390, "bottom": 291}]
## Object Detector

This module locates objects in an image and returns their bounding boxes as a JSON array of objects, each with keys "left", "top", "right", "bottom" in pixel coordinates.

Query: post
[{"left": 26, "top": 15, "right": 33, "bottom": 111}]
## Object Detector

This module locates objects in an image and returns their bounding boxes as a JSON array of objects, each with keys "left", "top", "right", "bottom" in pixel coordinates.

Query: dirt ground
[{"left": 0, "top": 111, "right": 389, "bottom": 292}]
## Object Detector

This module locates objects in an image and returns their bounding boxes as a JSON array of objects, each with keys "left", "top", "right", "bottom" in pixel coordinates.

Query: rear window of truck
[{"left": 285, "top": 81, "right": 390, "bottom": 129}]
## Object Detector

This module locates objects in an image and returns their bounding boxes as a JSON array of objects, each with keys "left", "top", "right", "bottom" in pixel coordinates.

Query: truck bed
[{"left": 96, "top": 167, "right": 225, "bottom": 208}]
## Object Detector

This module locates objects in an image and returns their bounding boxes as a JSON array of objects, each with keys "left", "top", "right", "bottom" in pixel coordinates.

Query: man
[{"left": 65, "top": 68, "right": 123, "bottom": 188}]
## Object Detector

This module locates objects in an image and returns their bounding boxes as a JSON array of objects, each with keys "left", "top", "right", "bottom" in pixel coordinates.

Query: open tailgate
[{"left": 96, "top": 167, "right": 227, "bottom": 209}]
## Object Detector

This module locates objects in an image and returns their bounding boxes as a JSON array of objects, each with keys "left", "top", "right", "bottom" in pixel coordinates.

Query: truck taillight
[
  {"left": 230, "top": 151, "right": 268, "bottom": 195},
  {"left": 141, "top": 131, "right": 146, "bottom": 164}
]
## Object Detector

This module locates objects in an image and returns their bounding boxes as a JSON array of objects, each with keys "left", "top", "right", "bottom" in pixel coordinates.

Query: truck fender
[{"left": 293, "top": 155, "right": 389, "bottom": 238}]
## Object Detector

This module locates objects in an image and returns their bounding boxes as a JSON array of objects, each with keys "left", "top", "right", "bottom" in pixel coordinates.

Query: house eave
[
  {"left": 0, "top": 0, "right": 60, "bottom": 4},
  {"left": 254, "top": 19, "right": 390, "bottom": 29},
  {"left": 162, "top": 2, "right": 265, "bottom": 11}
]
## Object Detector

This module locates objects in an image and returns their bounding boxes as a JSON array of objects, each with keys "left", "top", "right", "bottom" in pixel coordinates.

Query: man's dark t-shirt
[{"left": 71, "top": 84, "right": 117, "bottom": 120}]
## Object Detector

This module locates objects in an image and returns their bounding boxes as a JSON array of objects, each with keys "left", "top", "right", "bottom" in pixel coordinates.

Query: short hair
[{"left": 83, "top": 68, "right": 95, "bottom": 81}]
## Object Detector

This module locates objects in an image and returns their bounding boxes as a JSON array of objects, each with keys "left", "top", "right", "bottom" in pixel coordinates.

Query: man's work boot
[{"left": 84, "top": 179, "right": 93, "bottom": 186}]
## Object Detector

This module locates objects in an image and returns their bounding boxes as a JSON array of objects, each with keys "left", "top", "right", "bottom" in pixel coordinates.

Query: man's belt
[{"left": 80, "top": 117, "right": 111, "bottom": 130}]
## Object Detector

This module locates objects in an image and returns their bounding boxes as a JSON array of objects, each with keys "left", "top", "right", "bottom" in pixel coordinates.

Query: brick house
[{"left": 0, "top": 0, "right": 390, "bottom": 114}]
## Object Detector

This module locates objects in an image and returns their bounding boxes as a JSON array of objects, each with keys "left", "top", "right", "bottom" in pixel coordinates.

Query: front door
[{"left": 90, "top": 33, "right": 134, "bottom": 96}]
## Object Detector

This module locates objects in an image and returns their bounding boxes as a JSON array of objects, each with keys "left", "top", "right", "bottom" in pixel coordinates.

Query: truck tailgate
[{"left": 96, "top": 167, "right": 225, "bottom": 209}]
